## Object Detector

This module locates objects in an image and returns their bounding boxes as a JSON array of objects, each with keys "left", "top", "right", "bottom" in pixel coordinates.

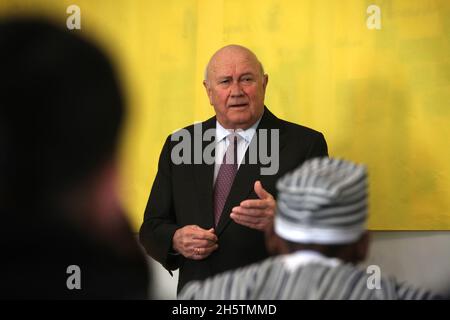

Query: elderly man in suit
[{"left": 139, "top": 44, "right": 328, "bottom": 293}]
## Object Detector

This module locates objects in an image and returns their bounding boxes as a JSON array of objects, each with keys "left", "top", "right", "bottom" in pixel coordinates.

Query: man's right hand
[{"left": 172, "top": 225, "right": 218, "bottom": 260}]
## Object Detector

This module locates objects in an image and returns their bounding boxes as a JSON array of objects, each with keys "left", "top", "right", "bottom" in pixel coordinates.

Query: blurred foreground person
[
  {"left": 0, "top": 18, "right": 149, "bottom": 299},
  {"left": 179, "top": 157, "right": 438, "bottom": 299}
]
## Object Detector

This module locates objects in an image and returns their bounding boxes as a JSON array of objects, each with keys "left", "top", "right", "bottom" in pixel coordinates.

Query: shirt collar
[{"left": 215, "top": 116, "right": 262, "bottom": 144}]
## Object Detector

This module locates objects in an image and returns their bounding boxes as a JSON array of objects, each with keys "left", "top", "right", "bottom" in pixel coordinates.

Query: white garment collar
[{"left": 281, "top": 250, "right": 342, "bottom": 272}]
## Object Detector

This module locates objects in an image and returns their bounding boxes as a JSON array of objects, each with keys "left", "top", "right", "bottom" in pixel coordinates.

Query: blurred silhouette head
[
  {"left": 266, "top": 157, "right": 370, "bottom": 264},
  {"left": 0, "top": 18, "right": 123, "bottom": 216},
  {"left": 0, "top": 18, "right": 149, "bottom": 299}
]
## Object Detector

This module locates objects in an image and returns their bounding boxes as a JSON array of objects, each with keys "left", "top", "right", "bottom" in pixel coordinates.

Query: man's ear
[
  {"left": 264, "top": 224, "right": 289, "bottom": 256},
  {"left": 355, "top": 231, "right": 370, "bottom": 263},
  {"left": 203, "top": 80, "right": 213, "bottom": 105},
  {"left": 262, "top": 74, "right": 268, "bottom": 91}
]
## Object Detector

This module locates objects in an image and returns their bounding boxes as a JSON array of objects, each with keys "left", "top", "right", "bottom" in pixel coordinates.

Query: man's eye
[
  {"left": 220, "top": 79, "right": 229, "bottom": 84},
  {"left": 242, "top": 77, "right": 252, "bottom": 82}
]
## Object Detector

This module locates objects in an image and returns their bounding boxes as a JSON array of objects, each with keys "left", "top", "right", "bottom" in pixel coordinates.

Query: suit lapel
[{"left": 193, "top": 116, "right": 216, "bottom": 229}]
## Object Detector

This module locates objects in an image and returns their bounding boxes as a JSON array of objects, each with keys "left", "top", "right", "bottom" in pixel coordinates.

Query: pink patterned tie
[{"left": 213, "top": 133, "right": 238, "bottom": 226}]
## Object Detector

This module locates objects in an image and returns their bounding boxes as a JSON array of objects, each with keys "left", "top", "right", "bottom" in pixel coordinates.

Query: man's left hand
[{"left": 230, "top": 181, "right": 275, "bottom": 231}]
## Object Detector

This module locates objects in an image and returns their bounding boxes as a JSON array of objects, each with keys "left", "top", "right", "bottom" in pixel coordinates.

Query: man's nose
[{"left": 230, "top": 81, "right": 244, "bottom": 97}]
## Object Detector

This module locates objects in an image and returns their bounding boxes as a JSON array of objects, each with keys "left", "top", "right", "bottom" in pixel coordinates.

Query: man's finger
[
  {"left": 191, "top": 225, "right": 214, "bottom": 233},
  {"left": 203, "top": 244, "right": 219, "bottom": 256},
  {"left": 239, "top": 199, "right": 267, "bottom": 209},
  {"left": 189, "top": 247, "right": 203, "bottom": 260},
  {"left": 191, "top": 228, "right": 218, "bottom": 242},
  {"left": 191, "top": 254, "right": 204, "bottom": 260},
  {"left": 191, "top": 239, "right": 217, "bottom": 248},
  {"left": 192, "top": 233, "right": 218, "bottom": 243},
  {"left": 230, "top": 212, "right": 261, "bottom": 225},
  {"left": 191, "top": 244, "right": 218, "bottom": 260},
  {"left": 254, "top": 181, "right": 271, "bottom": 200},
  {"left": 232, "top": 206, "right": 266, "bottom": 218}
]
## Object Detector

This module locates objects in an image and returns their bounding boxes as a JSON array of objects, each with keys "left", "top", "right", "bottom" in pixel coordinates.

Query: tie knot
[
  {"left": 222, "top": 132, "right": 239, "bottom": 165},
  {"left": 227, "top": 132, "right": 239, "bottom": 144}
]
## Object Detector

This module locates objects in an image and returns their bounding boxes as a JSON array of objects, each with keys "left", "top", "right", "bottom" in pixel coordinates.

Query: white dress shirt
[{"left": 213, "top": 117, "right": 262, "bottom": 185}]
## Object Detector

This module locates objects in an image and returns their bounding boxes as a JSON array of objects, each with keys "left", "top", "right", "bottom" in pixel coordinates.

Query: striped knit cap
[{"left": 275, "top": 157, "right": 368, "bottom": 244}]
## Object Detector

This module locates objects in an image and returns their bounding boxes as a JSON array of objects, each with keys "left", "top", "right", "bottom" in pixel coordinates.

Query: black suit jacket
[{"left": 139, "top": 107, "right": 328, "bottom": 293}]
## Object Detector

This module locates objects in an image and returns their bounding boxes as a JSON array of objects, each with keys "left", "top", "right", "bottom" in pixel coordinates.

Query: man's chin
[{"left": 227, "top": 112, "right": 256, "bottom": 129}]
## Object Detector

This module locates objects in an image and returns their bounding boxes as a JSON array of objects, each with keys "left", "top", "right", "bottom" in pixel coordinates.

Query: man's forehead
[
  {"left": 210, "top": 60, "right": 258, "bottom": 74},
  {"left": 209, "top": 55, "right": 260, "bottom": 76},
  {"left": 205, "top": 45, "right": 264, "bottom": 80}
]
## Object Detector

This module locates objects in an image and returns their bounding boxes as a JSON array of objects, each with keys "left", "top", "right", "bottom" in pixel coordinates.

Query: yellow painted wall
[{"left": 1, "top": 0, "right": 449, "bottom": 230}]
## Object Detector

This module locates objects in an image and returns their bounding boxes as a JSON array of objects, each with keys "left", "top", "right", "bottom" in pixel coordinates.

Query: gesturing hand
[
  {"left": 230, "top": 181, "right": 276, "bottom": 231},
  {"left": 172, "top": 225, "right": 218, "bottom": 260}
]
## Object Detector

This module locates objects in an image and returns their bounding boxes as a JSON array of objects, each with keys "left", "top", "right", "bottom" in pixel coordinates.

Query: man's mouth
[{"left": 229, "top": 103, "right": 248, "bottom": 108}]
